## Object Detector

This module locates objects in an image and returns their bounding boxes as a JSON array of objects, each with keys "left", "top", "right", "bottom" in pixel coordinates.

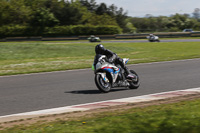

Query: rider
[
  {"left": 149, "top": 34, "right": 155, "bottom": 39},
  {"left": 94, "top": 44, "right": 135, "bottom": 79}
]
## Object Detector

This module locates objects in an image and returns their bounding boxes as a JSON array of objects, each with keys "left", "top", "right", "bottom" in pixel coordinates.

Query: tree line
[
  {"left": 0, "top": 0, "right": 127, "bottom": 37},
  {"left": 128, "top": 11, "right": 200, "bottom": 33},
  {"left": 0, "top": 0, "right": 200, "bottom": 37}
]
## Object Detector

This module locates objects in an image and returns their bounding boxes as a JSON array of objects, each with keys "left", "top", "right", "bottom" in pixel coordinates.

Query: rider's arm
[{"left": 104, "top": 49, "right": 117, "bottom": 63}]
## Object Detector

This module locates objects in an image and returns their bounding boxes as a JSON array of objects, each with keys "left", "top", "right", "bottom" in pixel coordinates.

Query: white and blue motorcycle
[
  {"left": 147, "top": 34, "right": 160, "bottom": 42},
  {"left": 92, "top": 55, "right": 140, "bottom": 93}
]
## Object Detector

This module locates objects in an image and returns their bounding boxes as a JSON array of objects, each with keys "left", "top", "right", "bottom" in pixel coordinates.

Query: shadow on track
[{"left": 65, "top": 88, "right": 129, "bottom": 94}]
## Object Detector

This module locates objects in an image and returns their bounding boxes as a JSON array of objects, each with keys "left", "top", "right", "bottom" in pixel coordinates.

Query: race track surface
[{"left": 0, "top": 58, "right": 200, "bottom": 116}]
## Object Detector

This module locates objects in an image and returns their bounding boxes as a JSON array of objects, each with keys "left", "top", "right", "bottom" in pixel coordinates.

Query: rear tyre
[
  {"left": 95, "top": 74, "right": 111, "bottom": 93},
  {"left": 128, "top": 70, "right": 140, "bottom": 89}
]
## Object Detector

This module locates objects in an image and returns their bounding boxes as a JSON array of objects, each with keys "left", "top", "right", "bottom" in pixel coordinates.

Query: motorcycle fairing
[
  {"left": 102, "top": 66, "right": 120, "bottom": 74},
  {"left": 96, "top": 63, "right": 120, "bottom": 84},
  {"left": 96, "top": 72, "right": 109, "bottom": 83},
  {"left": 102, "top": 66, "right": 114, "bottom": 73},
  {"left": 123, "top": 58, "right": 129, "bottom": 65}
]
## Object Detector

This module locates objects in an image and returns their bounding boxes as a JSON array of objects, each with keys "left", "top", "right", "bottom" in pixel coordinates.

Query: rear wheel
[
  {"left": 95, "top": 74, "right": 111, "bottom": 93},
  {"left": 128, "top": 70, "right": 140, "bottom": 89}
]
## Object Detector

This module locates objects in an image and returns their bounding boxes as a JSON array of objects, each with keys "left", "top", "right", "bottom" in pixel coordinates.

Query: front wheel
[
  {"left": 95, "top": 74, "right": 111, "bottom": 93},
  {"left": 128, "top": 70, "right": 140, "bottom": 89}
]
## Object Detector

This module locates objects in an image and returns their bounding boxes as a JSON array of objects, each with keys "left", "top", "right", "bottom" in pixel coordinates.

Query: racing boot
[{"left": 124, "top": 67, "right": 137, "bottom": 81}]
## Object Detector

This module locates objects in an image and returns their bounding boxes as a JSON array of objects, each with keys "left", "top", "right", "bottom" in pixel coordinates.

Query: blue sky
[{"left": 95, "top": 0, "right": 200, "bottom": 17}]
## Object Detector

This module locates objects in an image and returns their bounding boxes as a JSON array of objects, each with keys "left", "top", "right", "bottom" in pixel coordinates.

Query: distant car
[
  {"left": 88, "top": 35, "right": 101, "bottom": 42},
  {"left": 182, "top": 29, "right": 193, "bottom": 32}
]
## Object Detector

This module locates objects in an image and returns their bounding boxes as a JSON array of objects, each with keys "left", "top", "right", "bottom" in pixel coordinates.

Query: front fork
[{"left": 97, "top": 72, "right": 109, "bottom": 83}]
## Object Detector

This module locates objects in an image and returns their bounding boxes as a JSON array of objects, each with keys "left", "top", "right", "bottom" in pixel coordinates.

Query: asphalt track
[{"left": 0, "top": 58, "right": 200, "bottom": 116}]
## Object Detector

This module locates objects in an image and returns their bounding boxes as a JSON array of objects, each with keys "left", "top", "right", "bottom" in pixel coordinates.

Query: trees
[
  {"left": 0, "top": 0, "right": 124, "bottom": 37},
  {"left": 87, "top": 13, "right": 118, "bottom": 26},
  {"left": 0, "top": 0, "right": 31, "bottom": 26},
  {"left": 80, "top": 0, "right": 97, "bottom": 12},
  {"left": 165, "top": 14, "right": 200, "bottom": 31},
  {"left": 128, "top": 13, "right": 200, "bottom": 33},
  {"left": 0, "top": 0, "right": 125, "bottom": 29},
  {"left": 1, "top": 0, "right": 200, "bottom": 36},
  {"left": 115, "top": 7, "right": 128, "bottom": 32},
  {"left": 193, "top": 8, "right": 200, "bottom": 20},
  {"left": 53, "top": 2, "right": 83, "bottom": 25}
]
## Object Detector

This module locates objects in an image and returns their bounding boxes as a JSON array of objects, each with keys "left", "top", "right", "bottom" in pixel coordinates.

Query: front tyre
[
  {"left": 128, "top": 70, "right": 140, "bottom": 89},
  {"left": 95, "top": 74, "right": 111, "bottom": 93}
]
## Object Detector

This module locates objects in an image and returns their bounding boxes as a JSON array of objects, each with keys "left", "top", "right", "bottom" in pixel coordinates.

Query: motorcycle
[
  {"left": 88, "top": 35, "right": 101, "bottom": 42},
  {"left": 147, "top": 35, "right": 160, "bottom": 42},
  {"left": 92, "top": 55, "right": 140, "bottom": 93}
]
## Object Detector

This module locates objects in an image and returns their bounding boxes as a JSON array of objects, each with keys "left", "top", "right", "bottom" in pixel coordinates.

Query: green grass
[
  {"left": 1, "top": 98, "right": 200, "bottom": 133},
  {"left": 0, "top": 41, "right": 200, "bottom": 76}
]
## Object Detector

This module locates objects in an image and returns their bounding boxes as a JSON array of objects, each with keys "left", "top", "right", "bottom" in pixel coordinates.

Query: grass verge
[
  {"left": 1, "top": 96, "right": 200, "bottom": 132},
  {"left": 0, "top": 41, "right": 200, "bottom": 76}
]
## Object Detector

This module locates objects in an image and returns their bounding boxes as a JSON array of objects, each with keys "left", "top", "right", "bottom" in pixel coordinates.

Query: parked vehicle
[
  {"left": 147, "top": 34, "right": 160, "bottom": 42},
  {"left": 88, "top": 35, "right": 101, "bottom": 42},
  {"left": 92, "top": 55, "right": 140, "bottom": 93}
]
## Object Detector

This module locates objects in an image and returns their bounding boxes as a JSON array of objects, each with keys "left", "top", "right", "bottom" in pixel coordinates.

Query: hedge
[
  {"left": 0, "top": 25, "right": 122, "bottom": 38},
  {"left": 0, "top": 25, "right": 28, "bottom": 38},
  {"left": 43, "top": 25, "right": 122, "bottom": 36}
]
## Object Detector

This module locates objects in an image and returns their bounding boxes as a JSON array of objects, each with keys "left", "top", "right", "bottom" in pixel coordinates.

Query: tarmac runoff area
[{"left": 0, "top": 87, "right": 200, "bottom": 123}]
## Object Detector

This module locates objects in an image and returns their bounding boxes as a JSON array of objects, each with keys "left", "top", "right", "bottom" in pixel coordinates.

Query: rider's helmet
[
  {"left": 149, "top": 34, "right": 153, "bottom": 36},
  {"left": 95, "top": 44, "right": 105, "bottom": 54}
]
